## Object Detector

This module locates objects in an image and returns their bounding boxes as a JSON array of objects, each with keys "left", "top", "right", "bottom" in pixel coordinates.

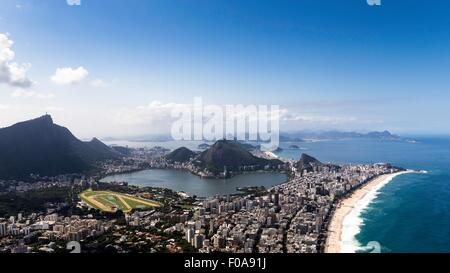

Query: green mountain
[
  {"left": 296, "top": 154, "right": 322, "bottom": 172},
  {"left": 165, "top": 147, "right": 196, "bottom": 163},
  {"left": 194, "top": 140, "right": 282, "bottom": 175},
  {"left": 0, "top": 115, "right": 120, "bottom": 179}
]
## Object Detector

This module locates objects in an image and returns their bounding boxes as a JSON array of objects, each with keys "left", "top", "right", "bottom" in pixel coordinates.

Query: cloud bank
[
  {"left": 0, "top": 33, "right": 33, "bottom": 88},
  {"left": 112, "top": 100, "right": 357, "bottom": 136}
]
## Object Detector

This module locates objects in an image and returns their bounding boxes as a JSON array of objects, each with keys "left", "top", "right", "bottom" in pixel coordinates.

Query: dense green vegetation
[
  {"left": 0, "top": 187, "right": 70, "bottom": 217},
  {"left": 195, "top": 140, "right": 283, "bottom": 175},
  {"left": 165, "top": 147, "right": 196, "bottom": 163}
]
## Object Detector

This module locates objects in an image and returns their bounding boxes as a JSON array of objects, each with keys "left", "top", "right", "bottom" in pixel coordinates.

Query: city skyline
[{"left": 1, "top": 0, "right": 450, "bottom": 138}]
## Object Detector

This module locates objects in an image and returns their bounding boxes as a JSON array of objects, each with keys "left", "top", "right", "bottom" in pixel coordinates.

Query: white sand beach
[{"left": 324, "top": 170, "right": 414, "bottom": 253}]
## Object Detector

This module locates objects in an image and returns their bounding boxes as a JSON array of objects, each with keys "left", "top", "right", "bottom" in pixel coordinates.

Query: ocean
[
  {"left": 276, "top": 137, "right": 450, "bottom": 253},
  {"left": 106, "top": 137, "right": 450, "bottom": 252}
]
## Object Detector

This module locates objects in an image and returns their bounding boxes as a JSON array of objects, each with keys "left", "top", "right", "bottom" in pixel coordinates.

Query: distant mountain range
[
  {"left": 280, "top": 130, "right": 410, "bottom": 142},
  {"left": 0, "top": 115, "right": 121, "bottom": 179},
  {"left": 104, "top": 129, "right": 412, "bottom": 144}
]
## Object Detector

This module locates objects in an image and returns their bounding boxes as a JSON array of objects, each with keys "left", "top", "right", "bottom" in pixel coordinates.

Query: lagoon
[{"left": 100, "top": 169, "right": 287, "bottom": 197}]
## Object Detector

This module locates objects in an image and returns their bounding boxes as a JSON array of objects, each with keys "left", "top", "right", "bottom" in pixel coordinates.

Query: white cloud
[
  {"left": 108, "top": 100, "right": 368, "bottom": 136},
  {"left": 11, "top": 89, "right": 55, "bottom": 99},
  {"left": 116, "top": 101, "right": 187, "bottom": 127},
  {"left": 114, "top": 101, "right": 300, "bottom": 135},
  {"left": 67, "top": 0, "right": 81, "bottom": 6},
  {"left": 50, "top": 66, "right": 89, "bottom": 85},
  {"left": 279, "top": 110, "right": 357, "bottom": 124},
  {"left": 0, "top": 104, "right": 10, "bottom": 110},
  {"left": 116, "top": 101, "right": 291, "bottom": 127},
  {"left": 0, "top": 33, "right": 33, "bottom": 88}
]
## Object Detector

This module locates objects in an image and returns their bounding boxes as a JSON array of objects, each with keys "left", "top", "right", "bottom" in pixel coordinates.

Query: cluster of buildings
[
  {"left": 0, "top": 212, "right": 114, "bottom": 253},
  {"left": 147, "top": 158, "right": 218, "bottom": 178},
  {"left": 169, "top": 162, "right": 396, "bottom": 253},
  {"left": 100, "top": 146, "right": 171, "bottom": 176},
  {"left": 41, "top": 215, "right": 112, "bottom": 243}
]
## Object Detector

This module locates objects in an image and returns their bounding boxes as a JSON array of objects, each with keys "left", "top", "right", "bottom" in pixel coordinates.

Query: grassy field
[{"left": 80, "top": 190, "right": 161, "bottom": 213}]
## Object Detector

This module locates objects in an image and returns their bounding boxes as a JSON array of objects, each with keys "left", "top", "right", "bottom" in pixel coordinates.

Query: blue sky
[{"left": 0, "top": 0, "right": 449, "bottom": 138}]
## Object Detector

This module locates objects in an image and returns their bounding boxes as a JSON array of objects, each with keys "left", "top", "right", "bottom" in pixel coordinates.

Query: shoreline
[{"left": 324, "top": 170, "right": 415, "bottom": 253}]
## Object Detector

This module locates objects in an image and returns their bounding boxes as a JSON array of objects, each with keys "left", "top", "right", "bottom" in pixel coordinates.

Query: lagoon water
[{"left": 101, "top": 169, "right": 287, "bottom": 198}]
